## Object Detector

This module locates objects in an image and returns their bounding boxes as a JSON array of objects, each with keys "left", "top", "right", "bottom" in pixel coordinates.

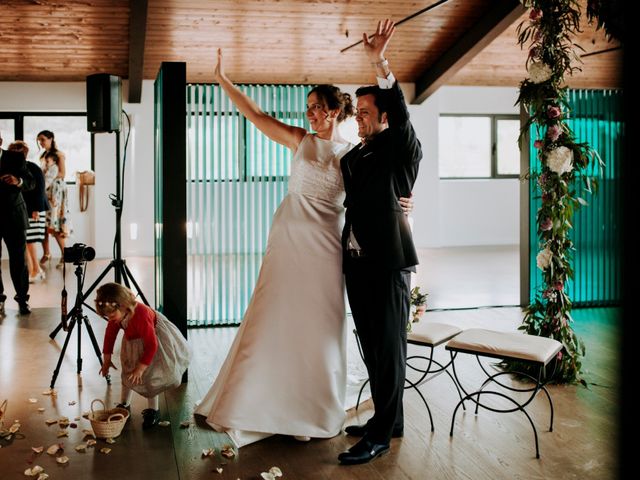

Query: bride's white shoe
[{"left": 293, "top": 435, "right": 311, "bottom": 442}]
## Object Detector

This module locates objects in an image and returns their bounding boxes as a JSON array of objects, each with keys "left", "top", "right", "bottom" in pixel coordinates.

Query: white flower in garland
[
  {"left": 528, "top": 61, "right": 552, "bottom": 83},
  {"left": 546, "top": 146, "right": 574, "bottom": 175},
  {"left": 536, "top": 246, "right": 553, "bottom": 270}
]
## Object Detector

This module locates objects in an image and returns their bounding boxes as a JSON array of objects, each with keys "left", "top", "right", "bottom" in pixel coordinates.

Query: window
[
  {"left": 0, "top": 119, "right": 15, "bottom": 145},
  {"left": 0, "top": 113, "right": 92, "bottom": 182},
  {"left": 186, "top": 84, "right": 311, "bottom": 183},
  {"left": 438, "top": 114, "right": 520, "bottom": 179}
]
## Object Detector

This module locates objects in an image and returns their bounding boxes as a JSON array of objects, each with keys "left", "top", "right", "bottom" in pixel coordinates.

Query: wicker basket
[
  {"left": 0, "top": 399, "right": 7, "bottom": 431},
  {"left": 89, "top": 399, "right": 129, "bottom": 439}
]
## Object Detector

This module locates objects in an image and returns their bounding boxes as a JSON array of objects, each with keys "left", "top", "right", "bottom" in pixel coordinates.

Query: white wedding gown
[{"left": 194, "top": 134, "right": 354, "bottom": 447}]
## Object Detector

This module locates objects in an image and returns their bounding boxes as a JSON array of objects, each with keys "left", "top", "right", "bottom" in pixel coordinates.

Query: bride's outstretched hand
[
  {"left": 363, "top": 18, "right": 395, "bottom": 63},
  {"left": 214, "top": 48, "right": 225, "bottom": 82}
]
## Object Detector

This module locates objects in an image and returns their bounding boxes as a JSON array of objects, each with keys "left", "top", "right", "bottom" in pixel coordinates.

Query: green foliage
[{"left": 509, "top": 0, "right": 600, "bottom": 384}]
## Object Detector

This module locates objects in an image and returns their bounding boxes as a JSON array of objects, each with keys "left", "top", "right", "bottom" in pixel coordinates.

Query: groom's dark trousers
[{"left": 340, "top": 81, "right": 422, "bottom": 445}]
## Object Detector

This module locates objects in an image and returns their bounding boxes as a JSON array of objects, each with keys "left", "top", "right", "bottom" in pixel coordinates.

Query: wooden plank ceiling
[{"left": 0, "top": 0, "right": 623, "bottom": 102}]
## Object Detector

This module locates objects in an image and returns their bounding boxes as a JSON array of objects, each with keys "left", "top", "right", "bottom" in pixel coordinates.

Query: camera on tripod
[{"left": 63, "top": 243, "right": 96, "bottom": 264}]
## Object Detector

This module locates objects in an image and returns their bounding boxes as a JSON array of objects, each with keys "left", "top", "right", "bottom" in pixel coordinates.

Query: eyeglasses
[{"left": 306, "top": 103, "right": 324, "bottom": 113}]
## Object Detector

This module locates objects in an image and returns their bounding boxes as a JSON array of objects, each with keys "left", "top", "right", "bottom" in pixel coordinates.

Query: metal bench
[{"left": 445, "top": 328, "right": 562, "bottom": 458}]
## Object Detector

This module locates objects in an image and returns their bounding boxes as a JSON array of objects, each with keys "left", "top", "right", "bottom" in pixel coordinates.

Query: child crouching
[{"left": 96, "top": 282, "right": 191, "bottom": 429}]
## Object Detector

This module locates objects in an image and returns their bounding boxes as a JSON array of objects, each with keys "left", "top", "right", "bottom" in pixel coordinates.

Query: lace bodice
[{"left": 288, "top": 134, "right": 353, "bottom": 205}]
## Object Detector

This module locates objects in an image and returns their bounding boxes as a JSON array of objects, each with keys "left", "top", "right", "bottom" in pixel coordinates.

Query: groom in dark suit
[
  {"left": 338, "top": 19, "right": 422, "bottom": 465},
  {"left": 0, "top": 130, "right": 35, "bottom": 315}
]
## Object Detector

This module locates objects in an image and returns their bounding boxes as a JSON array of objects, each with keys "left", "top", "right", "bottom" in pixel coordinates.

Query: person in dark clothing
[
  {"left": 8, "top": 141, "right": 50, "bottom": 283},
  {"left": 338, "top": 19, "right": 422, "bottom": 465},
  {"left": 0, "top": 131, "right": 35, "bottom": 316}
]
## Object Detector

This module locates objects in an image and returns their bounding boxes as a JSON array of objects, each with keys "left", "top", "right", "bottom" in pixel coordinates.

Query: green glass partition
[
  {"left": 186, "top": 84, "right": 312, "bottom": 326},
  {"left": 529, "top": 89, "right": 623, "bottom": 305}
]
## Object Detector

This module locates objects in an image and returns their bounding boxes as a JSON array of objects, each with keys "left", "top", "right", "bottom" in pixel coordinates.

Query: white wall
[
  {"left": 0, "top": 80, "right": 156, "bottom": 258},
  {"left": 1, "top": 81, "right": 521, "bottom": 255},
  {"left": 416, "top": 86, "right": 521, "bottom": 247}
]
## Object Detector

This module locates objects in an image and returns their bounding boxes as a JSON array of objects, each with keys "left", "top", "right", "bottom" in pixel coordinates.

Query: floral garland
[{"left": 514, "top": 0, "right": 600, "bottom": 384}]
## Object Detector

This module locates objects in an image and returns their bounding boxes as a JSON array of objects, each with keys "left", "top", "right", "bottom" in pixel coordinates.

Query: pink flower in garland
[
  {"left": 554, "top": 281, "right": 564, "bottom": 291},
  {"left": 541, "top": 217, "right": 553, "bottom": 231},
  {"left": 547, "top": 105, "right": 562, "bottom": 119},
  {"left": 534, "top": 139, "right": 544, "bottom": 149},
  {"left": 529, "top": 9, "right": 543, "bottom": 21},
  {"left": 547, "top": 124, "right": 562, "bottom": 142},
  {"left": 538, "top": 172, "right": 549, "bottom": 186}
]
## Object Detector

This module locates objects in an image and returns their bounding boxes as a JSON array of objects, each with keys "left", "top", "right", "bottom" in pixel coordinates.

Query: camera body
[{"left": 63, "top": 243, "right": 96, "bottom": 264}]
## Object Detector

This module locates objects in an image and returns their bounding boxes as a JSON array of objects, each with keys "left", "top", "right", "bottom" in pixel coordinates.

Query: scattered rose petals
[
  {"left": 37, "top": 474, "right": 49, "bottom": 480},
  {"left": 45, "top": 419, "right": 57, "bottom": 426},
  {"left": 269, "top": 467, "right": 282, "bottom": 477},
  {"left": 56, "top": 430, "right": 68, "bottom": 438},
  {"left": 86, "top": 439, "right": 97, "bottom": 447},
  {"left": 75, "top": 444, "right": 87, "bottom": 453},
  {"left": 215, "top": 467, "right": 223, "bottom": 474},
  {"left": 158, "top": 420, "right": 170, "bottom": 427},
  {"left": 105, "top": 438, "right": 116, "bottom": 444},
  {"left": 41, "top": 389, "right": 56, "bottom": 396},
  {"left": 82, "top": 429, "right": 95, "bottom": 437},
  {"left": 221, "top": 446, "right": 235, "bottom": 458},
  {"left": 261, "top": 467, "right": 283, "bottom": 480},
  {"left": 32, "top": 446, "right": 44, "bottom": 454},
  {"left": 9, "top": 422, "right": 21, "bottom": 433},
  {"left": 68, "top": 401, "right": 76, "bottom": 406},
  {"left": 81, "top": 412, "right": 90, "bottom": 419},
  {"left": 37, "top": 408, "right": 45, "bottom": 413},
  {"left": 179, "top": 421, "right": 190, "bottom": 428},
  {"left": 55, "top": 456, "right": 69, "bottom": 464},
  {"left": 28, "top": 398, "right": 38, "bottom": 404},
  {"left": 202, "top": 448, "right": 215, "bottom": 457},
  {"left": 24, "top": 465, "right": 44, "bottom": 476},
  {"left": 99, "top": 447, "right": 111, "bottom": 454},
  {"left": 46, "top": 444, "right": 61, "bottom": 455}
]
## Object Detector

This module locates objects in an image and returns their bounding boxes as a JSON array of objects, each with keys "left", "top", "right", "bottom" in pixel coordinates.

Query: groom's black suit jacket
[{"left": 340, "top": 81, "right": 422, "bottom": 271}]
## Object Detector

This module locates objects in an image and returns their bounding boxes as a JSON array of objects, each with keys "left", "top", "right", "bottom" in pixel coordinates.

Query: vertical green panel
[
  {"left": 530, "top": 90, "right": 622, "bottom": 306},
  {"left": 186, "top": 83, "right": 311, "bottom": 326},
  {"left": 154, "top": 71, "right": 164, "bottom": 311}
]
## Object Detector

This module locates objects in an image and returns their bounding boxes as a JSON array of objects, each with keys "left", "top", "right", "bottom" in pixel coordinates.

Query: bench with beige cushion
[
  {"left": 445, "top": 328, "right": 563, "bottom": 458},
  {"left": 354, "top": 321, "right": 463, "bottom": 432}
]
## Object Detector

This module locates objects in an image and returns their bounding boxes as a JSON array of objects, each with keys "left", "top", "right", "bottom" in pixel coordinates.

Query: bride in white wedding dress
[{"left": 194, "top": 49, "right": 411, "bottom": 447}]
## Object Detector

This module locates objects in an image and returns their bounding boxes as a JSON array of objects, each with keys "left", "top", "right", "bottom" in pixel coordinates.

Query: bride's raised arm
[{"left": 213, "top": 48, "right": 307, "bottom": 151}]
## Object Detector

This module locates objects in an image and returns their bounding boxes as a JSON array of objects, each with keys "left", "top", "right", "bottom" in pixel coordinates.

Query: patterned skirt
[{"left": 26, "top": 212, "right": 46, "bottom": 243}]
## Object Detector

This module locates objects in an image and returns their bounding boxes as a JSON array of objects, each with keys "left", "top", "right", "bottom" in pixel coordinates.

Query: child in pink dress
[{"left": 96, "top": 283, "right": 191, "bottom": 429}]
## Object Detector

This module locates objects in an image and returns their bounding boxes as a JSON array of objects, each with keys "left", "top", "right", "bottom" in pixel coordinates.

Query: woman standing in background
[{"left": 37, "top": 130, "right": 72, "bottom": 267}]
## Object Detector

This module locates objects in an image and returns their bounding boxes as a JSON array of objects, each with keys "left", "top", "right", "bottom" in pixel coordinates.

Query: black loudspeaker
[{"left": 86, "top": 74, "right": 122, "bottom": 133}]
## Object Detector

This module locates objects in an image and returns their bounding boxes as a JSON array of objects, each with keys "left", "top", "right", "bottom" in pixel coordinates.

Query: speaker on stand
[
  {"left": 86, "top": 74, "right": 122, "bottom": 133},
  {"left": 50, "top": 73, "right": 149, "bottom": 345}
]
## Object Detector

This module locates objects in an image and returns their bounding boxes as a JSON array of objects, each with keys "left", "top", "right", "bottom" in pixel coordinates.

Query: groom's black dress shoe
[
  {"left": 344, "top": 423, "right": 403, "bottom": 438},
  {"left": 338, "top": 437, "right": 390, "bottom": 465}
]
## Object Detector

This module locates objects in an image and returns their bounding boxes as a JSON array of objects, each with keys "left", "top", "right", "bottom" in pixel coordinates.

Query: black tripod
[
  {"left": 49, "top": 129, "right": 149, "bottom": 341},
  {"left": 50, "top": 263, "right": 109, "bottom": 388}
]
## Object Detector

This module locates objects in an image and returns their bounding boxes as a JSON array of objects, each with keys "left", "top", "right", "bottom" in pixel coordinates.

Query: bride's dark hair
[{"left": 308, "top": 85, "right": 355, "bottom": 123}]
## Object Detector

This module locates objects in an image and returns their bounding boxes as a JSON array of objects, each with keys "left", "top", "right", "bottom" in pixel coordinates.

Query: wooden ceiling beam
[
  {"left": 412, "top": 0, "right": 525, "bottom": 104},
  {"left": 128, "top": 0, "right": 148, "bottom": 103}
]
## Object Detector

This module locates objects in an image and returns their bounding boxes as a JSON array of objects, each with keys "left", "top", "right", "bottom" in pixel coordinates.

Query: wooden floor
[{"left": 0, "top": 255, "right": 619, "bottom": 479}]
